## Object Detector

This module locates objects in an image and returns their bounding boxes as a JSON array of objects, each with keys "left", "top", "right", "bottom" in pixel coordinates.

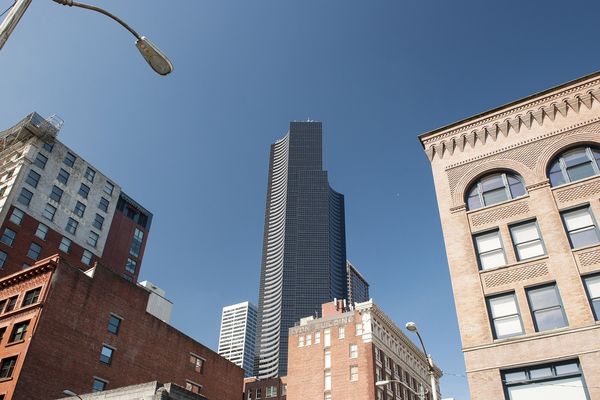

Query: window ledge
[
  {"left": 466, "top": 195, "right": 530, "bottom": 216},
  {"left": 5, "top": 339, "right": 25, "bottom": 348},
  {"left": 0, "top": 377, "right": 13, "bottom": 383},
  {"left": 479, "top": 255, "right": 550, "bottom": 275},
  {"left": 550, "top": 174, "right": 600, "bottom": 192},
  {"left": 571, "top": 243, "right": 600, "bottom": 253}
]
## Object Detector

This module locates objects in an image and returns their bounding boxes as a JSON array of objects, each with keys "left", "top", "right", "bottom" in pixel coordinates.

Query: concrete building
[
  {"left": 217, "top": 301, "right": 257, "bottom": 377},
  {"left": 419, "top": 72, "right": 600, "bottom": 399},
  {"left": 0, "top": 256, "right": 244, "bottom": 400},
  {"left": 57, "top": 381, "right": 207, "bottom": 400},
  {"left": 0, "top": 112, "right": 151, "bottom": 282},
  {"left": 287, "top": 300, "right": 442, "bottom": 400},
  {"left": 255, "top": 121, "right": 347, "bottom": 378},
  {"left": 346, "top": 260, "right": 370, "bottom": 305},
  {"left": 243, "top": 376, "right": 287, "bottom": 400}
]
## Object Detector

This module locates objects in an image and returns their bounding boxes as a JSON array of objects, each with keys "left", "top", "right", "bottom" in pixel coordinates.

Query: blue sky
[{"left": 2, "top": 1, "right": 600, "bottom": 398}]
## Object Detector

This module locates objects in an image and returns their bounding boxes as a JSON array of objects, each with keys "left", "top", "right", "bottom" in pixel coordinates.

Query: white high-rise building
[{"left": 218, "top": 301, "right": 257, "bottom": 377}]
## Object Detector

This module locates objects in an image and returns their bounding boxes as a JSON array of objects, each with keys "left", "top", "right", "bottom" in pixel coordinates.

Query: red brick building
[
  {"left": 0, "top": 256, "right": 244, "bottom": 400},
  {"left": 287, "top": 301, "right": 442, "bottom": 400},
  {"left": 243, "top": 376, "right": 287, "bottom": 400}
]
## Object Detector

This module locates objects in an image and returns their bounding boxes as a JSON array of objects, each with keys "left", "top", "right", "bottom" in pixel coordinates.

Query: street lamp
[
  {"left": 62, "top": 389, "right": 84, "bottom": 399},
  {"left": 0, "top": 0, "right": 173, "bottom": 75},
  {"left": 406, "top": 322, "right": 438, "bottom": 400},
  {"left": 376, "top": 379, "right": 426, "bottom": 400}
]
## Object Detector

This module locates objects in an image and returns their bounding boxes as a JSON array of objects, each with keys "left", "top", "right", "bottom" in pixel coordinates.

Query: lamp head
[
  {"left": 406, "top": 322, "right": 418, "bottom": 332},
  {"left": 135, "top": 36, "right": 173, "bottom": 76},
  {"left": 375, "top": 380, "right": 391, "bottom": 387}
]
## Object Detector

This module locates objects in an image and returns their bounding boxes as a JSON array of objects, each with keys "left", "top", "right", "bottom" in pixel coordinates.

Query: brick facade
[{"left": 243, "top": 376, "right": 286, "bottom": 400}]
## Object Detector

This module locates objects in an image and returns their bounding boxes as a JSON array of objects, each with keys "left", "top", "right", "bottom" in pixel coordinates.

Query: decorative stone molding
[
  {"left": 482, "top": 262, "right": 548, "bottom": 289},
  {"left": 470, "top": 201, "right": 530, "bottom": 228},
  {"left": 579, "top": 249, "right": 600, "bottom": 268},
  {"left": 555, "top": 179, "right": 600, "bottom": 205}
]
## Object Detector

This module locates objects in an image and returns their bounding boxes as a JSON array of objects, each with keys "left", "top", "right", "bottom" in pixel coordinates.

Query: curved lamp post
[
  {"left": 406, "top": 322, "right": 439, "bottom": 400},
  {"left": 62, "top": 389, "right": 84, "bottom": 399},
  {"left": 376, "top": 379, "right": 426, "bottom": 400},
  {"left": 0, "top": 0, "right": 172, "bottom": 75}
]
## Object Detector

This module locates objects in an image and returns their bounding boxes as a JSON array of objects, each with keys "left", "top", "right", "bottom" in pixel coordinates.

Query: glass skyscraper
[{"left": 255, "top": 121, "right": 347, "bottom": 378}]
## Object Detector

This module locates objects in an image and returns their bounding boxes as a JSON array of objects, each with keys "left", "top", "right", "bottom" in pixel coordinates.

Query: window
[
  {"left": 99, "top": 345, "right": 114, "bottom": 364},
  {"left": 43, "top": 203, "right": 56, "bottom": 221},
  {"left": 79, "top": 183, "right": 90, "bottom": 199},
  {"left": 190, "top": 354, "right": 204, "bottom": 373},
  {"left": 122, "top": 274, "right": 133, "bottom": 282},
  {"left": 93, "top": 214, "right": 104, "bottom": 230},
  {"left": 256, "top": 388, "right": 262, "bottom": 399},
  {"left": 583, "top": 275, "right": 600, "bottom": 320},
  {"left": 527, "top": 284, "right": 568, "bottom": 332},
  {"left": 130, "top": 228, "right": 144, "bottom": 257},
  {"left": 125, "top": 258, "right": 137, "bottom": 274},
  {"left": 350, "top": 365, "right": 359, "bottom": 382},
  {"left": 26, "top": 242, "right": 42, "bottom": 260},
  {"left": 87, "top": 231, "right": 99, "bottom": 247},
  {"left": 325, "top": 394, "right": 332, "bottom": 400},
  {"left": 0, "top": 228, "right": 16, "bottom": 247},
  {"left": 92, "top": 378, "right": 107, "bottom": 392},
  {"left": 503, "top": 360, "right": 588, "bottom": 400},
  {"left": 74, "top": 201, "right": 86, "bottom": 217},
  {"left": 22, "top": 288, "right": 41, "bottom": 306},
  {"left": 0, "top": 356, "right": 17, "bottom": 378},
  {"left": 325, "top": 370, "right": 332, "bottom": 391},
  {"left": 338, "top": 326, "right": 345, "bottom": 339},
  {"left": 474, "top": 229, "right": 506, "bottom": 270},
  {"left": 84, "top": 167, "right": 96, "bottom": 183},
  {"left": 306, "top": 333, "right": 312, "bottom": 346},
  {"left": 266, "top": 385, "right": 278, "bottom": 397},
  {"left": 324, "top": 350, "right": 331, "bottom": 369},
  {"left": 0, "top": 300, "right": 6, "bottom": 313},
  {"left": 548, "top": 146, "right": 600, "bottom": 186},
  {"left": 561, "top": 206, "right": 600, "bottom": 249},
  {"left": 99, "top": 197, "right": 110, "bottom": 212},
  {"left": 0, "top": 327, "right": 6, "bottom": 343},
  {"left": 0, "top": 251, "right": 7, "bottom": 268},
  {"left": 107, "top": 314, "right": 121, "bottom": 334},
  {"left": 59, "top": 237, "right": 72, "bottom": 253},
  {"left": 65, "top": 218, "right": 78, "bottom": 234},
  {"left": 82, "top": 250, "right": 93, "bottom": 266},
  {"left": 0, "top": 186, "right": 6, "bottom": 198},
  {"left": 324, "top": 328, "right": 331, "bottom": 347},
  {"left": 35, "top": 223, "right": 48, "bottom": 240},
  {"left": 50, "top": 185, "right": 63, "bottom": 202},
  {"left": 64, "top": 152, "right": 76, "bottom": 167},
  {"left": 5, "top": 296, "right": 17, "bottom": 312},
  {"left": 57, "top": 168, "right": 70, "bottom": 184},
  {"left": 9, "top": 208, "right": 24, "bottom": 225},
  {"left": 185, "top": 381, "right": 201, "bottom": 394},
  {"left": 25, "top": 169, "right": 40, "bottom": 188},
  {"left": 487, "top": 293, "right": 523, "bottom": 339},
  {"left": 34, "top": 153, "right": 48, "bottom": 169},
  {"left": 350, "top": 343, "right": 358, "bottom": 358},
  {"left": 9, "top": 320, "right": 29, "bottom": 342},
  {"left": 510, "top": 221, "right": 546, "bottom": 261},
  {"left": 247, "top": 390, "right": 253, "bottom": 400},
  {"left": 42, "top": 142, "right": 53, "bottom": 153},
  {"left": 17, "top": 188, "right": 33, "bottom": 206},
  {"left": 466, "top": 172, "right": 526, "bottom": 210},
  {"left": 298, "top": 335, "right": 304, "bottom": 347},
  {"left": 281, "top": 384, "right": 287, "bottom": 396},
  {"left": 104, "top": 181, "right": 114, "bottom": 196},
  {"left": 356, "top": 323, "right": 363, "bottom": 335},
  {"left": 315, "top": 331, "right": 320, "bottom": 344}
]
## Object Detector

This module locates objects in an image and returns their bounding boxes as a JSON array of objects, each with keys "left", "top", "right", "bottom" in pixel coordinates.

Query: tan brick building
[
  {"left": 286, "top": 300, "right": 441, "bottom": 400},
  {"left": 419, "top": 71, "right": 600, "bottom": 399}
]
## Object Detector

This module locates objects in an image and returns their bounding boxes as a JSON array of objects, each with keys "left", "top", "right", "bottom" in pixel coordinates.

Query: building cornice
[
  {"left": 418, "top": 72, "right": 600, "bottom": 161},
  {"left": 0, "top": 256, "right": 59, "bottom": 289}
]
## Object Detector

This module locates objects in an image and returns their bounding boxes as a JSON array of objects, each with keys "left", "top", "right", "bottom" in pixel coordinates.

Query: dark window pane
[
  {"left": 18, "top": 188, "right": 33, "bottom": 206},
  {"left": 566, "top": 162, "right": 595, "bottom": 182},
  {"left": 482, "top": 187, "right": 509, "bottom": 205},
  {"left": 563, "top": 148, "right": 590, "bottom": 167},
  {"left": 534, "top": 308, "right": 568, "bottom": 331},
  {"left": 570, "top": 227, "right": 600, "bottom": 248},
  {"left": 529, "top": 286, "right": 560, "bottom": 309}
]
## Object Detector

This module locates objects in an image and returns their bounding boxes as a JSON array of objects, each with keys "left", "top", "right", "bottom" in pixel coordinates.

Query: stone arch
[{"left": 534, "top": 130, "right": 600, "bottom": 180}]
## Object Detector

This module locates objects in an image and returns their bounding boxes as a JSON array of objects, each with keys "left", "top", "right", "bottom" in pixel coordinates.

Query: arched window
[
  {"left": 466, "top": 172, "right": 526, "bottom": 210},
  {"left": 548, "top": 146, "right": 600, "bottom": 187}
]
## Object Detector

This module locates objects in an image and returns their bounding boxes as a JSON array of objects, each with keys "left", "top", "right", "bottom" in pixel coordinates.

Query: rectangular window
[
  {"left": 18, "top": 188, "right": 33, "bottom": 206},
  {"left": 0, "top": 251, "right": 7, "bottom": 268},
  {"left": 82, "top": 250, "right": 93, "bottom": 266},
  {"left": 93, "top": 214, "right": 104, "bottom": 230},
  {"left": 325, "top": 371, "right": 332, "bottom": 391},
  {"left": 324, "top": 350, "right": 331, "bottom": 369},
  {"left": 57, "top": 168, "right": 70, "bottom": 184},
  {"left": 92, "top": 378, "right": 107, "bottom": 392},
  {"left": 474, "top": 229, "right": 507, "bottom": 270},
  {"left": 306, "top": 333, "right": 312, "bottom": 346},
  {"left": 185, "top": 381, "right": 201, "bottom": 394},
  {"left": 99, "top": 345, "right": 114, "bottom": 364},
  {"left": 26, "top": 242, "right": 42, "bottom": 260},
  {"left": 350, "top": 365, "right": 359, "bottom": 381},
  {"left": 338, "top": 326, "right": 345, "bottom": 339},
  {"left": 79, "top": 183, "right": 90, "bottom": 199},
  {"left": 43, "top": 203, "right": 56, "bottom": 221},
  {"left": 487, "top": 293, "right": 524, "bottom": 339},
  {"left": 503, "top": 360, "right": 587, "bottom": 400},
  {"left": 99, "top": 197, "right": 109, "bottom": 212},
  {"left": 122, "top": 274, "right": 133, "bottom": 282},
  {"left": 356, "top": 323, "right": 363, "bottom": 335},
  {"left": 266, "top": 385, "right": 277, "bottom": 397},
  {"left": 510, "top": 220, "right": 546, "bottom": 260},
  {"left": 107, "top": 314, "right": 121, "bottom": 334},
  {"left": 1, "top": 228, "right": 16, "bottom": 247},
  {"left": 42, "top": 142, "right": 54, "bottom": 153},
  {"left": 350, "top": 343, "right": 358, "bottom": 358},
  {"left": 527, "top": 284, "right": 568, "bottom": 332},
  {"left": 59, "top": 237, "right": 72, "bottom": 253},
  {"left": 103, "top": 181, "right": 114, "bottom": 196},
  {"left": 5, "top": 296, "right": 17, "bottom": 312},
  {"left": 298, "top": 335, "right": 304, "bottom": 347},
  {"left": 64, "top": 152, "right": 76, "bottom": 167},
  {"left": 9, "top": 320, "right": 29, "bottom": 342},
  {"left": 22, "top": 288, "right": 41, "bottom": 306},
  {"left": 125, "top": 258, "right": 137, "bottom": 274},
  {"left": 84, "top": 167, "right": 96, "bottom": 183},
  {"left": 87, "top": 231, "right": 99, "bottom": 247},
  {"left": 26, "top": 170, "right": 41, "bottom": 188},
  {"left": 190, "top": 354, "right": 205, "bottom": 373},
  {"left": 583, "top": 274, "right": 600, "bottom": 320},
  {"left": 129, "top": 228, "right": 144, "bottom": 257},
  {"left": 256, "top": 388, "right": 262, "bottom": 399},
  {"left": 74, "top": 201, "right": 86, "bottom": 217},
  {"left": 324, "top": 328, "right": 331, "bottom": 347},
  {"left": 35, "top": 223, "right": 48, "bottom": 240},
  {"left": 65, "top": 218, "right": 78, "bottom": 234},
  {"left": 562, "top": 206, "right": 600, "bottom": 248},
  {"left": 315, "top": 331, "right": 320, "bottom": 344},
  {"left": 34, "top": 153, "right": 48, "bottom": 169},
  {"left": 9, "top": 208, "right": 24, "bottom": 225},
  {"left": 50, "top": 185, "right": 63, "bottom": 203},
  {"left": 0, "top": 356, "right": 17, "bottom": 378}
]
